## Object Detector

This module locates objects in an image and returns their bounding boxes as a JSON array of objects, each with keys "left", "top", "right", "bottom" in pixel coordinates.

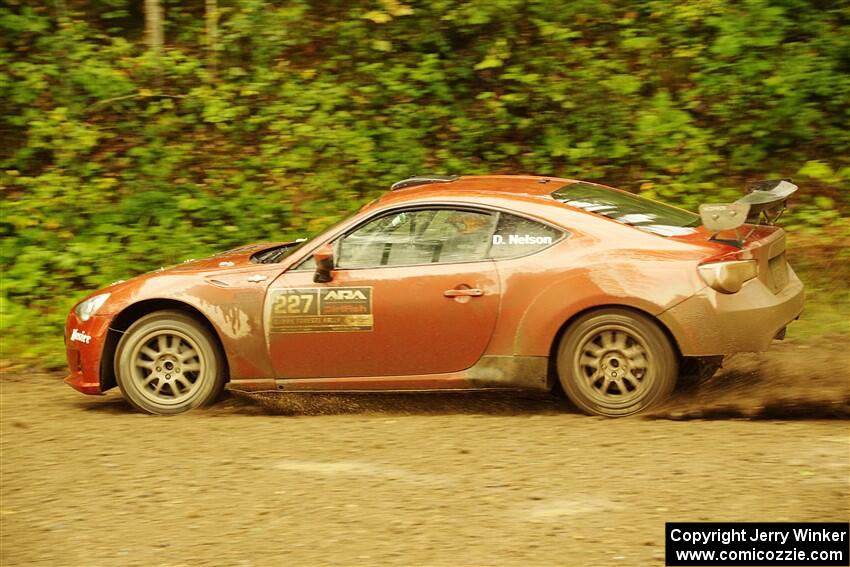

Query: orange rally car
[{"left": 64, "top": 176, "right": 804, "bottom": 416}]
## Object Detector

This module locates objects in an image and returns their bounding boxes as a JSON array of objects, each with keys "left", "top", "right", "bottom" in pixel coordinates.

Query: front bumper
[
  {"left": 64, "top": 313, "right": 112, "bottom": 395},
  {"left": 658, "top": 267, "right": 804, "bottom": 356}
]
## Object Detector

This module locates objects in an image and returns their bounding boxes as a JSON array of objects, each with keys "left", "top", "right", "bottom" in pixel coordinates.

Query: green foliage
[{"left": 1, "top": 0, "right": 848, "bottom": 368}]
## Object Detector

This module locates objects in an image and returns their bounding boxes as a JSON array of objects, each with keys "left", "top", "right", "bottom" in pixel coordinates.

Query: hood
[
  {"left": 98, "top": 241, "right": 293, "bottom": 292},
  {"left": 167, "top": 242, "right": 293, "bottom": 272},
  {"left": 73, "top": 241, "right": 299, "bottom": 315}
]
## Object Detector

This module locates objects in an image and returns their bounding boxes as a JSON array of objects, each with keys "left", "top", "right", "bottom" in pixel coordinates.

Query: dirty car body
[{"left": 65, "top": 176, "right": 804, "bottom": 416}]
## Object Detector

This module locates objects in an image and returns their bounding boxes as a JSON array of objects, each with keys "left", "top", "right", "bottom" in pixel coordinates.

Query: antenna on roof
[{"left": 390, "top": 175, "right": 459, "bottom": 191}]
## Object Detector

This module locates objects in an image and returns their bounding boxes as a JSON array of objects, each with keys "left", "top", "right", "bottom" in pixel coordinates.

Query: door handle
[{"left": 444, "top": 288, "right": 484, "bottom": 297}]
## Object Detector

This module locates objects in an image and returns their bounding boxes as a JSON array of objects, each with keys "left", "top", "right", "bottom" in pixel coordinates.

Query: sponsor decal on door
[{"left": 269, "top": 287, "right": 373, "bottom": 333}]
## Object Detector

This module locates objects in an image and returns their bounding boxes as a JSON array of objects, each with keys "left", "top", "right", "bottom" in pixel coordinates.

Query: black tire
[
  {"left": 557, "top": 308, "right": 677, "bottom": 417},
  {"left": 115, "top": 310, "right": 226, "bottom": 415}
]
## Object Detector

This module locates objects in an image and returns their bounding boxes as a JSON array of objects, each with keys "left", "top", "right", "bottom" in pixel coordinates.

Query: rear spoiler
[{"left": 698, "top": 179, "right": 797, "bottom": 246}]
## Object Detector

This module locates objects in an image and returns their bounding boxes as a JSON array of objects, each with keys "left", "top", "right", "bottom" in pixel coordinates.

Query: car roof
[
  {"left": 375, "top": 175, "right": 582, "bottom": 207},
  {"left": 348, "top": 175, "right": 719, "bottom": 254},
  {"left": 367, "top": 175, "right": 705, "bottom": 241}
]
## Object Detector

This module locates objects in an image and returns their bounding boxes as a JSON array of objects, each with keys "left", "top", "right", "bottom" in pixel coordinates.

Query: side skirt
[{"left": 227, "top": 355, "right": 550, "bottom": 393}]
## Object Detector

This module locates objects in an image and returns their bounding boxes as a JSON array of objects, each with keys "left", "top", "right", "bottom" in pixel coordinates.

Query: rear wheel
[
  {"left": 115, "top": 310, "right": 225, "bottom": 415},
  {"left": 557, "top": 308, "right": 677, "bottom": 417}
]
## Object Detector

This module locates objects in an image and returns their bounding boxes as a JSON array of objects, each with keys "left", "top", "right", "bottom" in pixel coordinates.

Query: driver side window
[{"left": 337, "top": 209, "right": 496, "bottom": 269}]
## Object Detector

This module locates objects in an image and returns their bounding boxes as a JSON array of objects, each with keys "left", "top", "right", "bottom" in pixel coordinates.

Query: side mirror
[{"left": 313, "top": 245, "right": 334, "bottom": 283}]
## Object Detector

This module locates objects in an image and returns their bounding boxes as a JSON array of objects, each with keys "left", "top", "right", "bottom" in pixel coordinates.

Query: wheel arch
[
  {"left": 100, "top": 299, "right": 229, "bottom": 392},
  {"left": 545, "top": 303, "right": 684, "bottom": 388}
]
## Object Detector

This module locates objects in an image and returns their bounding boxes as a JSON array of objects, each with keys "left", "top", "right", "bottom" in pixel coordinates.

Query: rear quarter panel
[{"left": 489, "top": 210, "right": 712, "bottom": 357}]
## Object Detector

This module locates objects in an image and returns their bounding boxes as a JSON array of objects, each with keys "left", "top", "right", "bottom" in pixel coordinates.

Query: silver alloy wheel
[
  {"left": 557, "top": 308, "right": 677, "bottom": 417},
  {"left": 115, "top": 310, "right": 226, "bottom": 414},
  {"left": 129, "top": 329, "right": 205, "bottom": 406},
  {"left": 575, "top": 326, "right": 650, "bottom": 407}
]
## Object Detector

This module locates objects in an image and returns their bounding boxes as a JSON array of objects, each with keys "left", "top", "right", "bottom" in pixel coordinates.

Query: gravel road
[{"left": 1, "top": 340, "right": 848, "bottom": 566}]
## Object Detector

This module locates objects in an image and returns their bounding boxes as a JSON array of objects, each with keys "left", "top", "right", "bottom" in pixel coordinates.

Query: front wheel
[
  {"left": 557, "top": 308, "right": 677, "bottom": 417},
  {"left": 115, "top": 310, "right": 226, "bottom": 415}
]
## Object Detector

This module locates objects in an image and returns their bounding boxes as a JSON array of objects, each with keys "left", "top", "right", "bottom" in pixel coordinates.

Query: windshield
[
  {"left": 551, "top": 182, "right": 699, "bottom": 236},
  {"left": 251, "top": 241, "right": 307, "bottom": 264},
  {"left": 252, "top": 215, "right": 352, "bottom": 264}
]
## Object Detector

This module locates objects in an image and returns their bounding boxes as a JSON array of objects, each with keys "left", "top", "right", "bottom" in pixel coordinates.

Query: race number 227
[{"left": 274, "top": 293, "right": 315, "bottom": 315}]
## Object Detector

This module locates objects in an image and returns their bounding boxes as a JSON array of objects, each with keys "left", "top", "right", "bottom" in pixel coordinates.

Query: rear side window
[
  {"left": 552, "top": 182, "right": 698, "bottom": 236},
  {"left": 489, "top": 213, "right": 563, "bottom": 260}
]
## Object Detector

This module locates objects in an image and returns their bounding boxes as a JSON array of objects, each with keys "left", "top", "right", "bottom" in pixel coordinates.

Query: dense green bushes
[{"left": 1, "top": 0, "right": 848, "bottom": 366}]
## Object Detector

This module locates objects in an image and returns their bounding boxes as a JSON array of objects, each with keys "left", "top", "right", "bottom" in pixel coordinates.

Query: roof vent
[{"left": 390, "top": 175, "right": 458, "bottom": 191}]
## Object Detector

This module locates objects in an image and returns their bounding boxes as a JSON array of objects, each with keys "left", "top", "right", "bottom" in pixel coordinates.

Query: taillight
[{"left": 698, "top": 260, "right": 758, "bottom": 294}]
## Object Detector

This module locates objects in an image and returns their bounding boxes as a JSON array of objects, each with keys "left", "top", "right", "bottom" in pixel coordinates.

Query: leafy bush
[{"left": 1, "top": 0, "right": 848, "bottom": 367}]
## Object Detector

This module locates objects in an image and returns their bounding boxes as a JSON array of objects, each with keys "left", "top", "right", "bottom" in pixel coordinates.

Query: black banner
[{"left": 666, "top": 522, "right": 849, "bottom": 566}]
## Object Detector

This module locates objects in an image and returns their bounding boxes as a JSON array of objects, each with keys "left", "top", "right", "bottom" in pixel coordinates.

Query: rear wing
[{"left": 698, "top": 179, "right": 798, "bottom": 246}]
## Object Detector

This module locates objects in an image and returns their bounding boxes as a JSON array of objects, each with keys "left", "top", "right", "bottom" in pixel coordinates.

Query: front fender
[{"left": 103, "top": 266, "right": 283, "bottom": 380}]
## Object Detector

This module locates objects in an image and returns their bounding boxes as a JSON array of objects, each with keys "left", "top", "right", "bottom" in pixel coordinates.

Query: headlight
[
  {"left": 74, "top": 293, "right": 111, "bottom": 322},
  {"left": 698, "top": 260, "right": 758, "bottom": 294}
]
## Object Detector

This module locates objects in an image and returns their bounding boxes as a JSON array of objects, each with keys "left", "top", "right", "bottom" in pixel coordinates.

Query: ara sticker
[{"left": 269, "top": 287, "right": 373, "bottom": 333}]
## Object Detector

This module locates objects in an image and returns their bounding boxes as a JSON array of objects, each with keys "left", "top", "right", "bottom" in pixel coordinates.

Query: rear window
[
  {"left": 489, "top": 213, "right": 563, "bottom": 259},
  {"left": 552, "top": 182, "right": 699, "bottom": 237}
]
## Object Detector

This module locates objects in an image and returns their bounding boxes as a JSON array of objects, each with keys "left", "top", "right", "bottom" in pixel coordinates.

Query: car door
[{"left": 266, "top": 207, "right": 501, "bottom": 379}]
